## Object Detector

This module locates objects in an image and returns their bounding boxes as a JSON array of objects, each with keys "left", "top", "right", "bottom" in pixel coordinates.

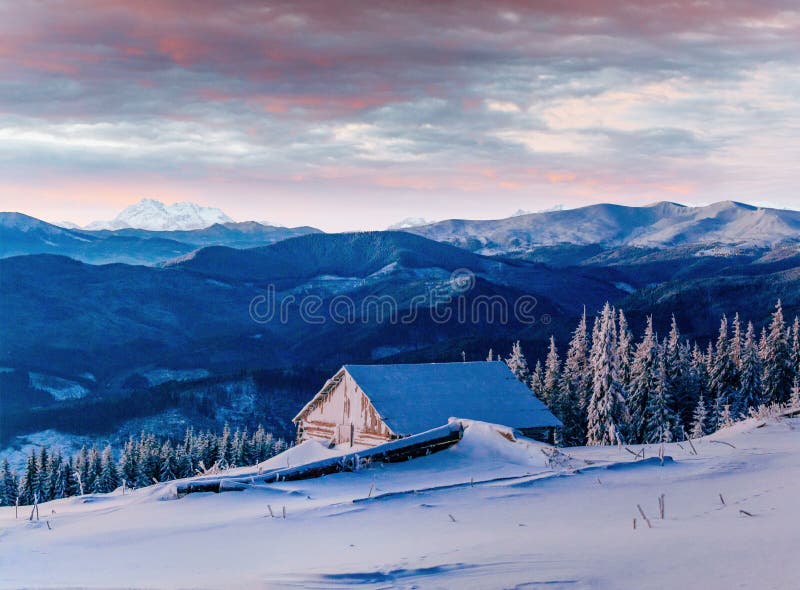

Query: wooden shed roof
[{"left": 294, "top": 361, "right": 561, "bottom": 435}]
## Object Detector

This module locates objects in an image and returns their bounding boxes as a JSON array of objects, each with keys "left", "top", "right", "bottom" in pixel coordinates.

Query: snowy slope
[
  {"left": 2, "top": 417, "right": 799, "bottom": 589},
  {"left": 85, "top": 198, "right": 233, "bottom": 231}
]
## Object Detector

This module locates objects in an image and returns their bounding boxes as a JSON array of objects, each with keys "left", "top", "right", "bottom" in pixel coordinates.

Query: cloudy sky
[{"left": 1, "top": 1, "right": 798, "bottom": 230}]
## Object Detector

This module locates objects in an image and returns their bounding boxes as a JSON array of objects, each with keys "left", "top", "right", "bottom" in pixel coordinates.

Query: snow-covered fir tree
[
  {"left": 709, "top": 315, "right": 739, "bottom": 426},
  {"left": 99, "top": 446, "right": 120, "bottom": 492},
  {"left": 730, "top": 313, "right": 743, "bottom": 369},
  {"left": 615, "top": 309, "right": 634, "bottom": 393},
  {"left": 586, "top": 303, "right": 627, "bottom": 445},
  {"left": 530, "top": 360, "right": 544, "bottom": 395},
  {"left": 542, "top": 336, "right": 560, "bottom": 406},
  {"left": 690, "top": 395, "right": 709, "bottom": 439},
  {"left": 0, "top": 458, "right": 18, "bottom": 506},
  {"left": 626, "top": 316, "right": 659, "bottom": 444},
  {"left": 506, "top": 340, "right": 531, "bottom": 385},
  {"left": 739, "top": 321, "right": 763, "bottom": 411},
  {"left": 553, "top": 310, "right": 591, "bottom": 446},
  {"left": 761, "top": 300, "right": 792, "bottom": 405},
  {"left": 790, "top": 377, "right": 800, "bottom": 408},
  {"left": 644, "top": 344, "right": 678, "bottom": 443}
]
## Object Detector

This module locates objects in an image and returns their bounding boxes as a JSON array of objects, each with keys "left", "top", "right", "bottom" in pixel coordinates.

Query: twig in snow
[
  {"left": 739, "top": 509, "right": 754, "bottom": 517},
  {"left": 368, "top": 483, "right": 374, "bottom": 498},
  {"left": 709, "top": 440, "right": 736, "bottom": 449},
  {"left": 267, "top": 504, "right": 274, "bottom": 518},
  {"left": 282, "top": 505, "right": 286, "bottom": 519},
  {"left": 633, "top": 518, "right": 637, "bottom": 530},
  {"left": 676, "top": 443, "right": 684, "bottom": 450},
  {"left": 658, "top": 494, "right": 665, "bottom": 519},
  {"left": 687, "top": 439, "right": 698, "bottom": 455},
  {"left": 719, "top": 493, "right": 726, "bottom": 506},
  {"left": 637, "top": 504, "right": 652, "bottom": 528},
  {"left": 448, "top": 514, "right": 457, "bottom": 522},
  {"left": 46, "top": 521, "right": 51, "bottom": 530},
  {"left": 624, "top": 447, "right": 645, "bottom": 460}
]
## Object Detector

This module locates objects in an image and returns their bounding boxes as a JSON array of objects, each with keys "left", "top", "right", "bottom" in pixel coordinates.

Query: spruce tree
[
  {"left": 791, "top": 317, "right": 800, "bottom": 376},
  {"left": 530, "top": 360, "right": 544, "bottom": 395},
  {"left": 730, "top": 313, "right": 743, "bottom": 369},
  {"left": 554, "top": 311, "right": 591, "bottom": 445},
  {"left": 119, "top": 438, "right": 138, "bottom": 487},
  {"left": 690, "top": 395, "right": 709, "bottom": 438},
  {"left": 542, "top": 336, "right": 560, "bottom": 407},
  {"left": 0, "top": 458, "right": 18, "bottom": 507},
  {"left": 739, "top": 321, "right": 763, "bottom": 412},
  {"left": 626, "top": 316, "right": 659, "bottom": 444},
  {"left": 506, "top": 340, "right": 531, "bottom": 385},
  {"left": 790, "top": 377, "right": 800, "bottom": 408},
  {"left": 99, "top": 446, "right": 120, "bottom": 493},
  {"left": 18, "top": 451, "right": 38, "bottom": 505},
  {"left": 587, "top": 303, "right": 627, "bottom": 445},
  {"left": 644, "top": 347, "right": 677, "bottom": 443},
  {"left": 616, "top": 309, "right": 634, "bottom": 394},
  {"left": 762, "top": 300, "right": 792, "bottom": 404},
  {"left": 709, "top": 315, "right": 738, "bottom": 425}
]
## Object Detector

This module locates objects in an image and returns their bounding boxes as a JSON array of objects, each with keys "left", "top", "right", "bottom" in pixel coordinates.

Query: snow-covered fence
[{"left": 176, "top": 422, "right": 464, "bottom": 496}]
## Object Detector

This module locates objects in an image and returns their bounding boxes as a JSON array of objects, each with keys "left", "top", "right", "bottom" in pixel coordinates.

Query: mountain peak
[{"left": 85, "top": 199, "right": 233, "bottom": 231}]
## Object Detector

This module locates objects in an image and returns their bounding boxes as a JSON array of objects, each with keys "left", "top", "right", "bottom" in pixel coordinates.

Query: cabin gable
[{"left": 294, "top": 369, "right": 395, "bottom": 447}]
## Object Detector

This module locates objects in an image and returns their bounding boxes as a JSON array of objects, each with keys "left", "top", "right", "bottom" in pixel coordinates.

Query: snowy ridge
[{"left": 409, "top": 201, "right": 800, "bottom": 252}]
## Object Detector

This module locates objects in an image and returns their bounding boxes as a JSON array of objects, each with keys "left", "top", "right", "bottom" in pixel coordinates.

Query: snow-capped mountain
[
  {"left": 409, "top": 201, "right": 800, "bottom": 254},
  {"left": 85, "top": 198, "right": 233, "bottom": 231},
  {"left": 387, "top": 217, "right": 433, "bottom": 230}
]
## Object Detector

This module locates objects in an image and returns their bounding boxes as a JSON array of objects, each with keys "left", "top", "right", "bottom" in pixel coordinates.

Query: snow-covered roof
[{"left": 303, "top": 361, "right": 560, "bottom": 435}]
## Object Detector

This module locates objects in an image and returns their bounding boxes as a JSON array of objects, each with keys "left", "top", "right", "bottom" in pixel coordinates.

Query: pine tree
[
  {"left": 35, "top": 446, "right": 51, "bottom": 502},
  {"left": 45, "top": 450, "right": 63, "bottom": 501},
  {"left": 626, "top": 316, "right": 659, "bottom": 444},
  {"left": 790, "top": 377, "right": 800, "bottom": 408},
  {"left": 0, "top": 458, "right": 18, "bottom": 507},
  {"left": 506, "top": 340, "right": 531, "bottom": 385},
  {"left": 709, "top": 315, "right": 738, "bottom": 425},
  {"left": 554, "top": 311, "right": 590, "bottom": 445},
  {"left": 119, "top": 438, "right": 138, "bottom": 487},
  {"left": 530, "top": 360, "right": 544, "bottom": 395},
  {"left": 644, "top": 347, "right": 677, "bottom": 443},
  {"left": 663, "top": 315, "right": 691, "bottom": 428},
  {"left": 99, "top": 446, "right": 120, "bottom": 493},
  {"left": 690, "top": 395, "right": 708, "bottom": 438},
  {"left": 730, "top": 313, "right": 743, "bottom": 369},
  {"left": 542, "top": 336, "right": 560, "bottom": 407},
  {"left": 762, "top": 300, "right": 792, "bottom": 404},
  {"left": 586, "top": 303, "right": 627, "bottom": 445},
  {"left": 18, "top": 451, "right": 38, "bottom": 505},
  {"left": 159, "top": 441, "right": 176, "bottom": 482},
  {"left": 217, "top": 423, "right": 231, "bottom": 468},
  {"left": 739, "top": 321, "right": 763, "bottom": 412},
  {"left": 616, "top": 309, "right": 634, "bottom": 394},
  {"left": 791, "top": 317, "right": 800, "bottom": 376},
  {"left": 88, "top": 448, "right": 103, "bottom": 493}
]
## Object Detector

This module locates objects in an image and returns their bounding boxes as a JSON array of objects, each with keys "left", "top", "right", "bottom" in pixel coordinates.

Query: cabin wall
[{"left": 297, "top": 372, "right": 394, "bottom": 447}]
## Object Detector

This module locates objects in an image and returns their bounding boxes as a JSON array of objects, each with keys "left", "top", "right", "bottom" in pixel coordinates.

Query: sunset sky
[{"left": 1, "top": 1, "right": 798, "bottom": 230}]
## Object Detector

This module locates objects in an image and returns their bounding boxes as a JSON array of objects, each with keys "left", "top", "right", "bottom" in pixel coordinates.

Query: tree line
[
  {"left": 502, "top": 300, "right": 799, "bottom": 446},
  {"left": 0, "top": 425, "right": 288, "bottom": 507}
]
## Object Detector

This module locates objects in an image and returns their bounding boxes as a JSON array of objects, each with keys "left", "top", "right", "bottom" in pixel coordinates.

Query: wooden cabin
[{"left": 293, "top": 361, "right": 561, "bottom": 447}]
